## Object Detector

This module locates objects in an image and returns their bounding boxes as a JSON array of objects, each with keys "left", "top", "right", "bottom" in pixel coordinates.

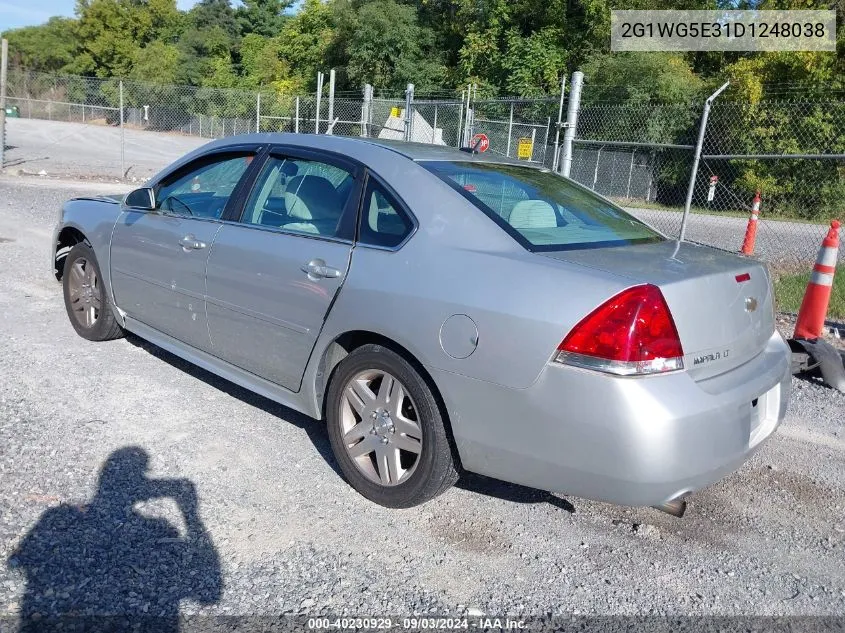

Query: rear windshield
[{"left": 422, "top": 161, "right": 663, "bottom": 251}]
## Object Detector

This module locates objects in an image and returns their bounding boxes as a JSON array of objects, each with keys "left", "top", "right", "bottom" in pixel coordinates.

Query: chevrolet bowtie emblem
[{"left": 745, "top": 297, "right": 758, "bottom": 312}]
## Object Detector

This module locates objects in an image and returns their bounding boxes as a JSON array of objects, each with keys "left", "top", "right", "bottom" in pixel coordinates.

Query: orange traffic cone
[
  {"left": 794, "top": 219, "right": 840, "bottom": 340},
  {"left": 740, "top": 190, "right": 761, "bottom": 255}
]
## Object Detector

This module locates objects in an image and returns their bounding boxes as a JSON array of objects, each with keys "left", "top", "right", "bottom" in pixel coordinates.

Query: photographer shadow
[{"left": 8, "top": 447, "right": 222, "bottom": 632}]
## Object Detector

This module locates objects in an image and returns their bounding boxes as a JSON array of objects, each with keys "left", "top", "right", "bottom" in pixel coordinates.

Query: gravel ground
[
  {"left": 3, "top": 118, "right": 207, "bottom": 182},
  {"left": 1, "top": 175, "right": 845, "bottom": 623}
]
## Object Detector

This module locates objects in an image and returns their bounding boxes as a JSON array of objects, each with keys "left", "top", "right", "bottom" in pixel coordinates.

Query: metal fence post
[
  {"left": 592, "top": 146, "right": 602, "bottom": 190},
  {"left": 295, "top": 96, "right": 300, "bottom": 133},
  {"left": 327, "top": 69, "right": 335, "bottom": 135},
  {"left": 625, "top": 150, "right": 635, "bottom": 199},
  {"left": 542, "top": 116, "right": 551, "bottom": 165},
  {"left": 560, "top": 70, "right": 583, "bottom": 177},
  {"left": 0, "top": 39, "right": 8, "bottom": 170},
  {"left": 552, "top": 74, "right": 566, "bottom": 171},
  {"left": 456, "top": 90, "right": 465, "bottom": 148},
  {"left": 404, "top": 83, "right": 414, "bottom": 142},
  {"left": 679, "top": 81, "right": 729, "bottom": 242},
  {"left": 315, "top": 72, "right": 324, "bottom": 134},
  {"left": 463, "top": 84, "right": 473, "bottom": 146},
  {"left": 256, "top": 91, "right": 261, "bottom": 133},
  {"left": 361, "top": 84, "right": 372, "bottom": 137},
  {"left": 119, "top": 79, "right": 125, "bottom": 178},
  {"left": 432, "top": 104, "right": 438, "bottom": 144},
  {"left": 506, "top": 102, "right": 514, "bottom": 157},
  {"left": 464, "top": 84, "right": 475, "bottom": 145}
]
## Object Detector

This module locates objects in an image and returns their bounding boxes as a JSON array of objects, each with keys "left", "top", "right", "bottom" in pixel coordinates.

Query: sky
[{"left": 0, "top": 0, "right": 199, "bottom": 30}]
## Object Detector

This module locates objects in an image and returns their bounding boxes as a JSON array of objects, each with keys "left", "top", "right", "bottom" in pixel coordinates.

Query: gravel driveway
[{"left": 1, "top": 175, "right": 844, "bottom": 624}]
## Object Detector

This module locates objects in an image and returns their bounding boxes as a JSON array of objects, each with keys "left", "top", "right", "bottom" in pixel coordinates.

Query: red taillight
[{"left": 554, "top": 284, "right": 684, "bottom": 376}]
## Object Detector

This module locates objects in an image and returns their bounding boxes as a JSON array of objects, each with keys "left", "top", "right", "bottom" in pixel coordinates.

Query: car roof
[{"left": 195, "top": 133, "right": 536, "bottom": 168}]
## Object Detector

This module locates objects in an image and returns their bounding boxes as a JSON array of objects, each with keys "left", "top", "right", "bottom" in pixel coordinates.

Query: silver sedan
[{"left": 52, "top": 134, "right": 792, "bottom": 514}]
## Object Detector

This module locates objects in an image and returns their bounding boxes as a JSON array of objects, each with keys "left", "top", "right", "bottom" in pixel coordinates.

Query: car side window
[
  {"left": 358, "top": 180, "right": 413, "bottom": 248},
  {"left": 240, "top": 156, "right": 355, "bottom": 238},
  {"left": 155, "top": 154, "right": 254, "bottom": 219}
]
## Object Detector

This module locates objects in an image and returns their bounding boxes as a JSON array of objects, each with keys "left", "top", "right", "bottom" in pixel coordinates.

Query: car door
[
  {"left": 204, "top": 149, "right": 362, "bottom": 392},
  {"left": 110, "top": 149, "right": 260, "bottom": 352}
]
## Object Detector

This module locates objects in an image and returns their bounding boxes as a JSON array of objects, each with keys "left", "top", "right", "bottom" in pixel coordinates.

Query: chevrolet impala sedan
[{"left": 52, "top": 134, "right": 791, "bottom": 514}]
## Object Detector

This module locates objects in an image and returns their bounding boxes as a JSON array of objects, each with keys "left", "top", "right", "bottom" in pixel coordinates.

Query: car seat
[
  {"left": 507, "top": 200, "right": 558, "bottom": 229},
  {"left": 282, "top": 175, "right": 343, "bottom": 235}
]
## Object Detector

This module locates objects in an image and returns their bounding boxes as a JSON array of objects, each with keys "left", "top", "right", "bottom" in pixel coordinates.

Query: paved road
[
  {"left": 1, "top": 176, "right": 844, "bottom": 623},
  {"left": 627, "top": 207, "right": 831, "bottom": 270}
]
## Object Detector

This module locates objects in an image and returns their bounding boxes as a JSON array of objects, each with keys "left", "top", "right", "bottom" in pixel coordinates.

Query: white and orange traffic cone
[
  {"left": 740, "top": 190, "right": 761, "bottom": 255},
  {"left": 794, "top": 219, "right": 840, "bottom": 340}
]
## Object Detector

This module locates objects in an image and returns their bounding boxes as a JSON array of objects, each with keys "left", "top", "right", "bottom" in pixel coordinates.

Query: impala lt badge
[{"left": 745, "top": 297, "right": 758, "bottom": 312}]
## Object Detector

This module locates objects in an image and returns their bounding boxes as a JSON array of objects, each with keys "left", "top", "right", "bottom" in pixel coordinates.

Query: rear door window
[
  {"left": 422, "top": 161, "right": 663, "bottom": 251},
  {"left": 240, "top": 155, "right": 356, "bottom": 238}
]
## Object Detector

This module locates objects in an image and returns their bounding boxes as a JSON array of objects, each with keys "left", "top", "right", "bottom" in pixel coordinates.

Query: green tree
[
  {"left": 70, "top": 0, "right": 180, "bottom": 77},
  {"left": 334, "top": 0, "right": 445, "bottom": 90},
  {"left": 275, "top": 0, "right": 337, "bottom": 92},
  {"left": 1, "top": 18, "right": 80, "bottom": 72},
  {"left": 236, "top": 0, "right": 294, "bottom": 37},
  {"left": 240, "top": 33, "right": 288, "bottom": 88}
]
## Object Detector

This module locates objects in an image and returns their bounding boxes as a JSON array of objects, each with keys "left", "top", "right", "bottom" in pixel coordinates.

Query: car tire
[
  {"left": 62, "top": 243, "right": 124, "bottom": 342},
  {"left": 326, "top": 344, "right": 458, "bottom": 508}
]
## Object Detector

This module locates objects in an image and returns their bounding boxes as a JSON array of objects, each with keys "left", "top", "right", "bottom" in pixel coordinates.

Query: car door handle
[
  {"left": 179, "top": 234, "right": 206, "bottom": 251},
  {"left": 301, "top": 259, "right": 342, "bottom": 279}
]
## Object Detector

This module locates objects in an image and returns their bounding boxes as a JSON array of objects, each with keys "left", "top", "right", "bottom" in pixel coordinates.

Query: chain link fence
[
  {"left": 1, "top": 64, "right": 841, "bottom": 320},
  {"left": 566, "top": 83, "right": 843, "bottom": 321}
]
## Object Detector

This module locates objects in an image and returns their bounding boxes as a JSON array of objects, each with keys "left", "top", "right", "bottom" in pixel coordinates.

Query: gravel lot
[
  {"left": 3, "top": 118, "right": 206, "bottom": 181},
  {"left": 1, "top": 175, "right": 844, "bottom": 624}
]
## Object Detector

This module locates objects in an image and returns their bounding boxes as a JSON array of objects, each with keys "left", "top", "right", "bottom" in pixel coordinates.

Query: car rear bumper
[{"left": 431, "top": 331, "right": 791, "bottom": 507}]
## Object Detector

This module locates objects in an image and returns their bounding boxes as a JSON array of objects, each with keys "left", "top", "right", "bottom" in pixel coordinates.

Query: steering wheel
[{"left": 163, "top": 195, "right": 194, "bottom": 216}]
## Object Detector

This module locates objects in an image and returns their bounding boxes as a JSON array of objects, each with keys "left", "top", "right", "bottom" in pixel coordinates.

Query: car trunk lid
[{"left": 542, "top": 241, "right": 775, "bottom": 380}]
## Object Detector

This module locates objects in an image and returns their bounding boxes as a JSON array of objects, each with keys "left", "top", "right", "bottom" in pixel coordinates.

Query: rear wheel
[
  {"left": 326, "top": 344, "right": 458, "bottom": 508},
  {"left": 62, "top": 243, "right": 123, "bottom": 341}
]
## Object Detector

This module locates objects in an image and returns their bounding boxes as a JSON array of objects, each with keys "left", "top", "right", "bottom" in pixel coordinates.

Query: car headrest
[
  {"left": 284, "top": 175, "right": 342, "bottom": 221},
  {"left": 508, "top": 200, "right": 557, "bottom": 229}
]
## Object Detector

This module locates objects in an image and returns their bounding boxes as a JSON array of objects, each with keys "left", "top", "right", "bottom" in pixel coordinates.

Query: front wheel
[
  {"left": 326, "top": 345, "right": 458, "bottom": 508},
  {"left": 62, "top": 243, "right": 124, "bottom": 341}
]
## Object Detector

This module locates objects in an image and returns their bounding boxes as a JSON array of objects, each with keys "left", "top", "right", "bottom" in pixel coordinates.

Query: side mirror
[{"left": 124, "top": 187, "right": 156, "bottom": 210}]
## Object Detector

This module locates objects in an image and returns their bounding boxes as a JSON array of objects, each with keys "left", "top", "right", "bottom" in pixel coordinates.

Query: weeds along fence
[{"left": 2, "top": 65, "right": 843, "bottom": 317}]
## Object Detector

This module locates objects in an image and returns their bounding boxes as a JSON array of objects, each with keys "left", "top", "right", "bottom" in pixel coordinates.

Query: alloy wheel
[
  {"left": 67, "top": 257, "right": 101, "bottom": 329},
  {"left": 339, "top": 369, "right": 423, "bottom": 486}
]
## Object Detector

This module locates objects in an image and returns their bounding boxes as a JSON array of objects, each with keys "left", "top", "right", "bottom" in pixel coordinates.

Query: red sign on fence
[{"left": 470, "top": 133, "right": 489, "bottom": 153}]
